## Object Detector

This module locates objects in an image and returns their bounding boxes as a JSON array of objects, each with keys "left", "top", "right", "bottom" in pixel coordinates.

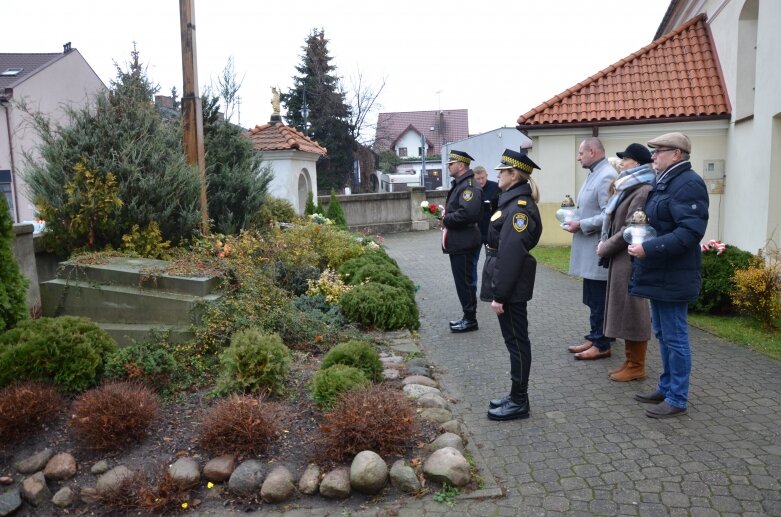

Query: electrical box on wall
[
  {"left": 703, "top": 160, "right": 725, "bottom": 194},
  {"left": 703, "top": 160, "right": 725, "bottom": 179}
]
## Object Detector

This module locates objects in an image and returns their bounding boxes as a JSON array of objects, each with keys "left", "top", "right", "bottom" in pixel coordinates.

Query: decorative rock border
[{"left": 0, "top": 331, "right": 499, "bottom": 514}]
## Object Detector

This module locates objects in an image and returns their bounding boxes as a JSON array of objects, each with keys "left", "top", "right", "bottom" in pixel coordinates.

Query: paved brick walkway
[{"left": 378, "top": 229, "right": 781, "bottom": 516}]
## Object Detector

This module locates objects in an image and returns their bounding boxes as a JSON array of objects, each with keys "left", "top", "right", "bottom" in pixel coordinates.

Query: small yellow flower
[
  {"left": 207, "top": 482, "right": 214, "bottom": 489},
  {"left": 181, "top": 502, "right": 188, "bottom": 509}
]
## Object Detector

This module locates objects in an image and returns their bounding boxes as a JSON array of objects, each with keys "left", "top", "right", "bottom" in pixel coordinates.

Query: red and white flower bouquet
[{"left": 420, "top": 200, "right": 444, "bottom": 219}]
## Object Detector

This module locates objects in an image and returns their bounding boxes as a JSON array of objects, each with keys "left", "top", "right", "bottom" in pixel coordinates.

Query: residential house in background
[
  {"left": 374, "top": 109, "right": 469, "bottom": 190},
  {"left": 0, "top": 44, "right": 105, "bottom": 223},
  {"left": 515, "top": 15, "right": 731, "bottom": 246},
  {"left": 247, "top": 117, "right": 325, "bottom": 214},
  {"left": 654, "top": 0, "right": 781, "bottom": 254}
]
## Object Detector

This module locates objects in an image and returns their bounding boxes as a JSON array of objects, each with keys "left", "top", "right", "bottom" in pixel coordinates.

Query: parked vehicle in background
[{"left": 380, "top": 170, "right": 422, "bottom": 192}]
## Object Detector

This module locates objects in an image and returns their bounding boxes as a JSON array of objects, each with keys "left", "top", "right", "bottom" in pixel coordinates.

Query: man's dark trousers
[
  {"left": 583, "top": 278, "right": 612, "bottom": 350},
  {"left": 450, "top": 251, "right": 479, "bottom": 321}
]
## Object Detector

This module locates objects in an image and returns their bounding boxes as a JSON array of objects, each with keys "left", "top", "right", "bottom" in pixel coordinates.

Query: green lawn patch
[{"left": 531, "top": 246, "right": 571, "bottom": 275}]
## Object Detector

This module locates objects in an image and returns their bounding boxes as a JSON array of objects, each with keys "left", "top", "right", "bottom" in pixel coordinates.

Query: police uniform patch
[
  {"left": 513, "top": 213, "right": 528, "bottom": 233},
  {"left": 490, "top": 210, "right": 502, "bottom": 221},
  {"left": 462, "top": 189, "right": 474, "bottom": 201}
]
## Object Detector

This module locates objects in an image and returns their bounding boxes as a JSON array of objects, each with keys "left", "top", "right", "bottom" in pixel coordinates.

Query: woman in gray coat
[{"left": 596, "top": 144, "right": 655, "bottom": 381}]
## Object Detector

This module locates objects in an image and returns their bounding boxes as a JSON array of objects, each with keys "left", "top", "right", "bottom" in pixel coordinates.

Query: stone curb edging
[{"left": 383, "top": 330, "right": 503, "bottom": 501}]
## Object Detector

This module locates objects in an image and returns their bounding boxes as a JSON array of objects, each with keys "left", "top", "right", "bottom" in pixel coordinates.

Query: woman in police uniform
[{"left": 481, "top": 148, "right": 543, "bottom": 421}]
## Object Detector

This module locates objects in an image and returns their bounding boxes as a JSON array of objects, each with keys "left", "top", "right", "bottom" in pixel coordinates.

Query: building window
[
  {"left": 398, "top": 147, "right": 407, "bottom": 157},
  {"left": 0, "top": 170, "right": 13, "bottom": 220}
]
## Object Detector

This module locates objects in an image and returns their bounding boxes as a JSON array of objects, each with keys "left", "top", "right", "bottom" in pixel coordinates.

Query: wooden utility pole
[{"left": 179, "top": 0, "right": 209, "bottom": 234}]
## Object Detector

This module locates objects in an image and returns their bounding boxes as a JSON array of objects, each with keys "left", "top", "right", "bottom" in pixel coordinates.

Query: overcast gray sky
[{"left": 3, "top": 0, "right": 671, "bottom": 137}]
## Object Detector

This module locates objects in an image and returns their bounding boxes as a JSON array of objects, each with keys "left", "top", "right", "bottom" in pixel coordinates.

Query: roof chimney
[{"left": 63, "top": 42, "right": 72, "bottom": 53}]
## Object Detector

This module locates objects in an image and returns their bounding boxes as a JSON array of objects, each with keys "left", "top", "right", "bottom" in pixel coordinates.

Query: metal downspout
[{"left": 2, "top": 99, "right": 21, "bottom": 222}]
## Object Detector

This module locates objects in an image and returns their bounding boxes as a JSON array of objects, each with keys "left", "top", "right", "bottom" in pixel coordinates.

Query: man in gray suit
[{"left": 565, "top": 137, "right": 617, "bottom": 360}]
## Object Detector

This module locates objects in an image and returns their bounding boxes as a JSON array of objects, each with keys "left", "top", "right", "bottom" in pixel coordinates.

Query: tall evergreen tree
[
  {"left": 281, "top": 30, "right": 354, "bottom": 192},
  {"left": 23, "top": 46, "right": 200, "bottom": 255},
  {"left": 202, "top": 93, "right": 272, "bottom": 234}
]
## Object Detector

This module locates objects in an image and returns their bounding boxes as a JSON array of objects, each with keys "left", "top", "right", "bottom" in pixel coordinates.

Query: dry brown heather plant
[
  {"left": 135, "top": 466, "right": 194, "bottom": 514},
  {"left": 318, "top": 383, "right": 418, "bottom": 462},
  {"left": 198, "top": 394, "right": 283, "bottom": 456},
  {"left": 70, "top": 381, "right": 160, "bottom": 451},
  {"left": 93, "top": 466, "right": 193, "bottom": 514},
  {"left": 0, "top": 381, "right": 63, "bottom": 443}
]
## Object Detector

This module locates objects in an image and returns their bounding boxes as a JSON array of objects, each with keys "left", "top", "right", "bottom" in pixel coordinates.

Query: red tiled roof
[
  {"left": 517, "top": 15, "right": 730, "bottom": 129},
  {"left": 246, "top": 122, "right": 327, "bottom": 155},
  {"left": 374, "top": 109, "right": 468, "bottom": 155}
]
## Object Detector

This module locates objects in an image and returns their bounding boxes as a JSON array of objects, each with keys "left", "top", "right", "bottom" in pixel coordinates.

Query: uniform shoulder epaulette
[{"left": 517, "top": 200, "right": 527, "bottom": 206}]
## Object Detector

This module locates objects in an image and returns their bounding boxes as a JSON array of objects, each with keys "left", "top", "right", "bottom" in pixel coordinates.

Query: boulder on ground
[
  {"left": 298, "top": 463, "right": 321, "bottom": 495},
  {"left": 350, "top": 451, "right": 388, "bottom": 494},
  {"left": 228, "top": 460, "right": 265, "bottom": 496},
  {"left": 422, "top": 447, "right": 470, "bottom": 487},
  {"left": 260, "top": 465, "right": 295, "bottom": 503},
  {"left": 319, "top": 467, "right": 350, "bottom": 499}
]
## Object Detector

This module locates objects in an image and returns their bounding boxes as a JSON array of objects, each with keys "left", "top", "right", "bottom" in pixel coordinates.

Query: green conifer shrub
[
  {"left": 250, "top": 196, "right": 298, "bottom": 229},
  {"left": 103, "top": 341, "right": 177, "bottom": 392},
  {"left": 0, "top": 195, "right": 28, "bottom": 331},
  {"left": 23, "top": 46, "right": 201, "bottom": 256},
  {"left": 320, "top": 339, "right": 382, "bottom": 381},
  {"left": 337, "top": 249, "right": 399, "bottom": 283},
  {"left": 214, "top": 329, "right": 291, "bottom": 396},
  {"left": 0, "top": 316, "right": 117, "bottom": 393},
  {"left": 310, "top": 364, "right": 370, "bottom": 409},
  {"left": 340, "top": 283, "right": 420, "bottom": 331},
  {"left": 691, "top": 244, "right": 755, "bottom": 314},
  {"left": 349, "top": 263, "right": 416, "bottom": 300},
  {"left": 305, "top": 191, "right": 316, "bottom": 215},
  {"left": 202, "top": 93, "right": 272, "bottom": 234},
  {"left": 326, "top": 190, "right": 347, "bottom": 228}
]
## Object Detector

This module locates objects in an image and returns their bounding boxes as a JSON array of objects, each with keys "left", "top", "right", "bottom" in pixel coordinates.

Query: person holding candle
[
  {"left": 627, "top": 132, "right": 709, "bottom": 418},
  {"left": 596, "top": 143, "right": 655, "bottom": 382}
]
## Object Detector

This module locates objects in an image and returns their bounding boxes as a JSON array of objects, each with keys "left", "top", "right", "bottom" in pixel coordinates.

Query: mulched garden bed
[{"left": 1, "top": 346, "right": 448, "bottom": 516}]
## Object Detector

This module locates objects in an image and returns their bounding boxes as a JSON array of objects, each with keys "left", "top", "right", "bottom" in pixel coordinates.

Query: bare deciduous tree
[
  {"left": 344, "top": 69, "right": 386, "bottom": 146},
  {"left": 214, "top": 56, "right": 245, "bottom": 124}
]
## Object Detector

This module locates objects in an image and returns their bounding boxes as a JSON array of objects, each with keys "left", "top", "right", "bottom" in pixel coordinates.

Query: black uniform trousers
[
  {"left": 449, "top": 249, "right": 479, "bottom": 320},
  {"left": 497, "top": 300, "right": 531, "bottom": 394}
]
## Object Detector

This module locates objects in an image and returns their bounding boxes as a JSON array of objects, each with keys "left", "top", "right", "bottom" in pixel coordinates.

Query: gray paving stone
[{"left": 373, "top": 231, "right": 781, "bottom": 517}]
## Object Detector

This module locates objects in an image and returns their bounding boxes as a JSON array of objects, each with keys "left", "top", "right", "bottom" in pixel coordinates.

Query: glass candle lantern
[
  {"left": 623, "top": 209, "right": 657, "bottom": 244},
  {"left": 555, "top": 194, "right": 578, "bottom": 229}
]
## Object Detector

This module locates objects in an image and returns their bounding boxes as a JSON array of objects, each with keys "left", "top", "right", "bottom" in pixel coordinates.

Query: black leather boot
[
  {"left": 449, "top": 317, "right": 464, "bottom": 327},
  {"left": 489, "top": 395, "right": 510, "bottom": 409},
  {"left": 487, "top": 394, "right": 529, "bottom": 421}
]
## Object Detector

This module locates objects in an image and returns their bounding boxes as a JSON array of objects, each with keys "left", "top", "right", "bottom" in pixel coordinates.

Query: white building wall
[
  {"left": 261, "top": 150, "right": 319, "bottom": 214},
  {"left": 527, "top": 120, "right": 728, "bottom": 246},
  {"left": 689, "top": 0, "right": 781, "bottom": 252},
  {"left": 395, "top": 130, "right": 425, "bottom": 157},
  {"left": 4, "top": 50, "right": 104, "bottom": 222}
]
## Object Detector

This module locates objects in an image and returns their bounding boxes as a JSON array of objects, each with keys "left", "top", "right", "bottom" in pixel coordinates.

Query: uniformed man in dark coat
[
  {"left": 481, "top": 148, "right": 542, "bottom": 421},
  {"left": 442, "top": 150, "right": 483, "bottom": 333}
]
